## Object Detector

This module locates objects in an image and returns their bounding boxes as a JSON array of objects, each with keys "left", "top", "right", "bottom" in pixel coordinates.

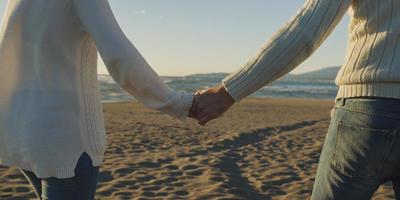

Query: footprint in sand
[
  {"left": 142, "top": 185, "right": 161, "bottom": 192},
  {"left": 141, "top": 191, "right": 157, "bottom": 197},
  {"left": 137, "top": 161, "right": 161, "bottom": 169},
  {"left": 210, "top": 176, "right": 225, "bottom": 182},
  {"left": 171, "top": 181, "right": 185, "bottom": 187},
  {"left": 4, "top": 174, "right": 21, "bottom": 179},
  {"left": 163, "top": 164, "right": 179, "bottom": 170},
  {"left": 156, "top": 157, "right": 173, "bottom": 164},
  {"left": 152, "top": 177, "right": 178, "bottom": 186},
  {"left": 118, "top": 180, "right": 136, "bottom": 185},
  {"left": 97, "top": 188, "right": 118, "bottom": 197},
  {"left": 165, "top": 186, "right": 175, "bottom": 191},
  {"left": 127, "top": 185, "right": 140, "bottom": 190},
  {"left": 0, "top": 194, "right": 13, "bottom": 199},
  {"left": 114, "top": 167, "right": 135, "bottom": 176},
  {"left": 174, "top": 190, "right": 190, "bottom": 196},
  {"left": 228, "top": 188, "right": 247, "bottom": 195},
  {"left": 113, "top": 191, "right": 132, "bottom": 196},
  {"left": 1, "top": 188, "right": 13, "bottom": 193},
  {"left": 156, "top": 191, "right": 168, "bottom": 196},
  {"left": 98, "top": 171, "right": 113, "bottom": 182},
  {"left": 14, "top": 186, "right": 31, "bottom": 193},
  {"left": 111, "top": 182, "right": 128, "bottom": 189},
  {"left": 181, "top": 164, "right": 199, "bottom": 171},
  {"left": 185, "top": 169, "right": 205, "bottom": 176},
  {"left": 169, "top": 171, "right": 184, "bottom": 176},
  {"left": 136, "top": 175, "right": 156, "bottom": 182}
]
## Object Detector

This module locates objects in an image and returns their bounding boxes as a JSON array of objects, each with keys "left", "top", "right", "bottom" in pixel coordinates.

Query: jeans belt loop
[{"left": 341, "top": 98, "right": 346, "bottom": 106}]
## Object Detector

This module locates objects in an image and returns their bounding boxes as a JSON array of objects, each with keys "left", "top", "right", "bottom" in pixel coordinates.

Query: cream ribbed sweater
[
  {"left": 223, "top": 0, "right": 400, "bottom": 101},
  {"left": 0, "top": 0, "right": 192, "bottom": 178}
]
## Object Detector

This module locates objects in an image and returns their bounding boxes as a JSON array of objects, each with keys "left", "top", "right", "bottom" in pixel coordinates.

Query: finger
[
  {"left": 190, "top": 96, "right": 199, "bottom": 113},
  {"left": 195, "top": 88, "right": 208, "bottom": 95},
  {"left": 198, "top": 119, "right": 207, "bottom": 126},
  {"left": 188, "top": 106, "right": 198, "bottom": 117},
  {"left": 200, "top": 111, "right": 222, "bottom": 125},
  {"left": 188, "top": 102, "right": 198, "bottom": 119},
  {"left": 188, "top": 111, "right": 197, "bottom": 119},
  {"left": 197, "top": 87, "right": 214, "bottom": 94},
  {"left": 196, "top": 106, "right": 206, "bottom": 116},
  {"left": 199, "top": 118, "right": 211, "bottom": 126},
  {"left": 197, "top": 114, "right": 208, "bottom": 125},
  {"left": 199, "top": 115, "right": 212, "bottom": 126},
  {"left": 197, "top": 110, "right": 209, "bottom": 120}
]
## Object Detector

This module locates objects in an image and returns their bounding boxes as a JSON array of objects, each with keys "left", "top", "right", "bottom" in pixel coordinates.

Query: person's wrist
[{"left": 217, "top": 84, "right": 235, "bottom": 103}]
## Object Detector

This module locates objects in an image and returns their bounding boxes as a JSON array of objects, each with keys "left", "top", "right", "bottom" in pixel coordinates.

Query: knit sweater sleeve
[
  {"left": 222, "top": 0, "right": 352, "bottom": 101},
  {"left": 72, "top": 0, "right": 193, "bottom": 119}
]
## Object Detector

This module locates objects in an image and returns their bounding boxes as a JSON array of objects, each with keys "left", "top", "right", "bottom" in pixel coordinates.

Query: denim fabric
[
  {"left": 312, "top": 97, "right": 400, "bottom": 200},
  {"left": 20, "top": 152, "right": 99, "bottom": 200}
]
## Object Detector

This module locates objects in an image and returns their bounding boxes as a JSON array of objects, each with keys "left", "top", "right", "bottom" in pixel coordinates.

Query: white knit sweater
[
  {"left": 0, "top": 0, "right": 192, "bottom": 178},
  {"left": 223, "top": 0, "right": 400, "bottom": 101}
]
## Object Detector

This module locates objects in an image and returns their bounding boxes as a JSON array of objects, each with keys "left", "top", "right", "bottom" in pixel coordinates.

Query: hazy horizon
[
  {"left": 0, "top": 1, "right": 350, "bottom": 76},
  {"left": 97, "top": 65, "right": 341, "bottom": 77}
]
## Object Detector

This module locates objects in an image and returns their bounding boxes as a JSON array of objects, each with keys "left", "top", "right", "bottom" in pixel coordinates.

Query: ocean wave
[{"left": 98, "top": 74, "right": 338, "bottom": 101}]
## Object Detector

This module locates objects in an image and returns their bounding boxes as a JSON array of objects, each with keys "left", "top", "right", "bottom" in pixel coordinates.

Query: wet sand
[{"left": 0, "top": 98, "right": 395, "bottom": 199}]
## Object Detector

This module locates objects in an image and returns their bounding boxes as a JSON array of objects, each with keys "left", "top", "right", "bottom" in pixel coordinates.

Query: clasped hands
[{"left": 189, "top": 84, "right": 235, "bottom": 125}]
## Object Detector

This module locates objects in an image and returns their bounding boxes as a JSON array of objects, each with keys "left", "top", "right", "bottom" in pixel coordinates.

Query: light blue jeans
[
  {"left": 19, "top": 152, "right": 99, "bottom": 200},
  {"left": 312, "top": 97, "right": 400, "bottom": 200}
]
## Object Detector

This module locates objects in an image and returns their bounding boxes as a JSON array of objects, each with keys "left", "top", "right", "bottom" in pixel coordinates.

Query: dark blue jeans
[
  {"left": 19, "top": 152, "right": 99, "bottom": 200},
  {"left": 312, "top": 97, "right": 400, "bottom": 200}
]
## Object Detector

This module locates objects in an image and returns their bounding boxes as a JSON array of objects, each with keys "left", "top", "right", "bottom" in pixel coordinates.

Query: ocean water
[{"left": 98, "top": 74, "right": 338, "bottom": 102}]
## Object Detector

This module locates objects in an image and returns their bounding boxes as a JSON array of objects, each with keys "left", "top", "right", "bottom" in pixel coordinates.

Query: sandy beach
[{"left": 0, "top": 98, "right": 395, "bottom": 200}]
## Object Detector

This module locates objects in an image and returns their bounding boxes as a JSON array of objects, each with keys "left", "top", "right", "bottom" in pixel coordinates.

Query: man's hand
[{"left": 191, "top": 84, "right": 235, "bottom": 125}]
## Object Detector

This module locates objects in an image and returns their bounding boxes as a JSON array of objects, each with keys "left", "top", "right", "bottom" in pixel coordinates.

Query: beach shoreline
[{"left": 100, "top": 97, "right": 336, "bottom": 104}]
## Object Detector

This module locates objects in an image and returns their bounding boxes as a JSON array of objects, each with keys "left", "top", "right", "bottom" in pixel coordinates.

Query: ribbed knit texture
[
  {"left": 223, "top": 0, "right": 400, "bottom": 101},
  {"left": 79, "top": 36, "right": 108, "bottom": 156},
  {"left": 0, "top": 0, "right": 192, "bottom": 179}
]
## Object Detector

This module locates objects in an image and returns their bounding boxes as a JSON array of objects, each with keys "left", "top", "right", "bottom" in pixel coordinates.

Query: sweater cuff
[
  {"left": 176, "top": 92, "right": 194, "bottom": 120},
  {"left": 221, "top": 74, "right": 247, "bottom": 102}
]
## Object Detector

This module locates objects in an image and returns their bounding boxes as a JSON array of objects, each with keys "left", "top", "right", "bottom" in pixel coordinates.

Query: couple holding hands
[{"left": 1, "top": 0, "right": 400, "bottom": 199}]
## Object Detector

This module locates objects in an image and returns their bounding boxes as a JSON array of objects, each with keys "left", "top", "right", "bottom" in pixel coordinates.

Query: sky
[{"left": 0, "top": 0, "right": 350, "bottom": 76}]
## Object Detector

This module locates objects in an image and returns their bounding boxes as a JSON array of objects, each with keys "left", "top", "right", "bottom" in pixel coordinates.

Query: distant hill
[
  {"left": 184, "top": 66, "right": 340, "bottom": 81},
  {"left": 185, "top": 73, "right": 229, "bottom": 79},
  {"left": 99, "top": 66, "right": 340, "bottom": 81},
  {"left": 284, "top": 66, "right": 340, "bottom": 80}
]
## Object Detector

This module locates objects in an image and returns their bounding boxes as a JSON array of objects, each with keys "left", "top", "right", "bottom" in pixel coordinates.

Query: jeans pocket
[{"left": 331, "top": 121, "right": 395, "bottom": 179}]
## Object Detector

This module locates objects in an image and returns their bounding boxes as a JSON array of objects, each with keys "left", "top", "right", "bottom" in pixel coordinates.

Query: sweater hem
[
  {"left": 0, "top": 152, "right": 104, "bottom": 179},
  {"left": 336, "top": 83, "right": 400, "bottom": 100},
  {"left": 177, "top": 93, "right": 194, "bottom": 120}
]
